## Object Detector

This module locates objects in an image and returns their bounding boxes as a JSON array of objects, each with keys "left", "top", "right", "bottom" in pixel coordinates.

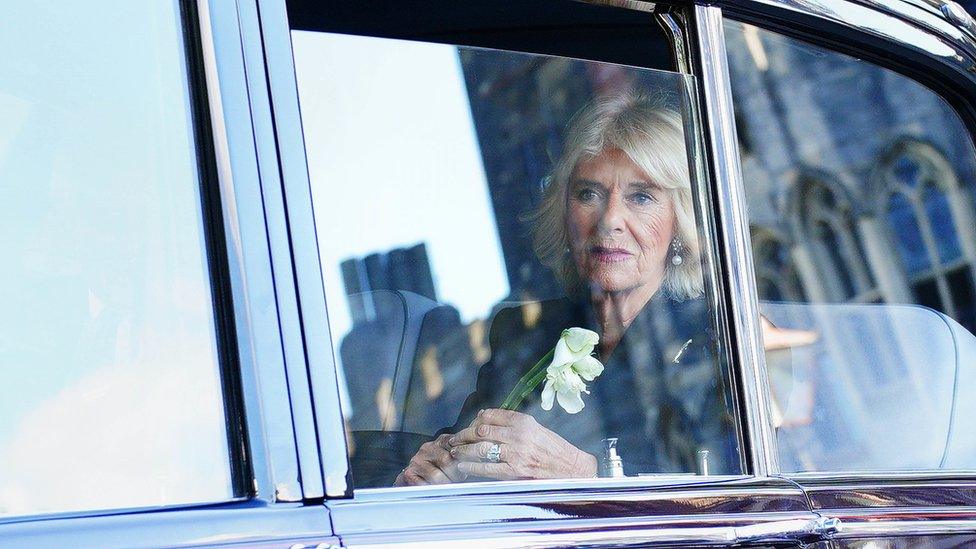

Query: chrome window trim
[
  {"left": 830, "top": 507, "right": 976, "bottom": 517},
  {"left": 341, "top": 513, "right": 823, "bottom": 549},
  {"left": 788, "top": 471, "right": 976, "bottom": 482},
  {"left": 693, "top": 4, "right": 778, "bottom": 477},
  {"left": 0, "top": 503, "right": 334, "bottom": 548},
  {"left": 715, "top": 0, "right": 976, "bottom": 84},
  {"left": 234, "top": 0, "right": 326, "bottom": 501},
  {"left": 349, "top": 475, "right": 758, "bottom": 502},
  {"left": 264, "top": 0, "right": 976, "bottom": 497},
  {"left": 834, "top": 0, "right": 976, "bottom": 52},
  {"left": 835, "top": 519, "right": 976, "bottom": 537},
  {"left": 255, "top": 0, "right": 352, "bottom": 497},
  {"left": 199, "top": 0, "right": 309, "bottom": 501},
  {"left": 573, "top": 0, "right": 658, "bottom": 12}
]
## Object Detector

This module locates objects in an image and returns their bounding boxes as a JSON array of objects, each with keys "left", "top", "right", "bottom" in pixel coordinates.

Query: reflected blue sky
[
  {"left": 293, "top": 32, "right": 510, "bottom": 411},
  {"left": 0, "top": 2, "right": 231, "bottom": 516}
]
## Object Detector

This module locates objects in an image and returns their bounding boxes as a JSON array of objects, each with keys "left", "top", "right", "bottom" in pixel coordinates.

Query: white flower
[{"left": 540, "top": 328, "right": 604, "bottom": 414}]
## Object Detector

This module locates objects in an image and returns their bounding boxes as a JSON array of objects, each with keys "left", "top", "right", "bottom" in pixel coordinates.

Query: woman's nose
[{"left": 597, "top": 195, "right": 626, "bottom": 234}]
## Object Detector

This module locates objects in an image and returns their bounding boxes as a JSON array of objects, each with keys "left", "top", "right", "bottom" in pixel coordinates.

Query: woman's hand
[
  {"left": 394, "top": 433, "right": 464, "bottom": 486},
  {"left": 448, "top": 408, "right": 597, "bottom": 480}
]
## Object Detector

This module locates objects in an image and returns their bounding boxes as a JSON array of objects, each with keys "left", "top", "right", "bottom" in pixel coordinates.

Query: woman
[{"left": 396, "top": 91, "right": 737, "bottom": 486}]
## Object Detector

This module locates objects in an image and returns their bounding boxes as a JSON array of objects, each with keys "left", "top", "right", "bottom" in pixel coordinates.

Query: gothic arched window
[
  {"left": 751, "top": 229, "right": 805, "bottom": 302},
  {"left": 877, "top": 141, "right": 976, "bottom": 329},
  {"left": 794, "top": 176, "right": 877, "bottom": 302}
]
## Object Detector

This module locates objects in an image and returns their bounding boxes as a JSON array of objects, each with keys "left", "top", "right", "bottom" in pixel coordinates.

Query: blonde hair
[{"left": 532, "top": 91, "right": 703, "bottom": 300}]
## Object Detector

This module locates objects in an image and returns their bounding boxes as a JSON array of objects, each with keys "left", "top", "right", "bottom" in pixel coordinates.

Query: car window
[
  {"left": 294, "top": 1, "right": 746, "bottom": 490},
  {"left": 724, "top": 20, "right": 976, "bottom": 472},
  {"left": 0, "top": 2, "right": 236, "bottom": 516}
]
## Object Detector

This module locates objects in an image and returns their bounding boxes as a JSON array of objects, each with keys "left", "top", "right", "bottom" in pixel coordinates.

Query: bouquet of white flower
[{"left": 500, "top": 327, "right": 605, "bottom": 414}]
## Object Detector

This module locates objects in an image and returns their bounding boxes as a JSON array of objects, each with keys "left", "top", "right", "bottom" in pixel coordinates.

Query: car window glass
[
  {"left": 294, "top": 20, "right": 744, "bottom": 489},
  {"left": 725, "top": 20, "right": 976, "bottom": 472},
  {"left": 0, "top": 2, "right": 234, "bottom": 516}
]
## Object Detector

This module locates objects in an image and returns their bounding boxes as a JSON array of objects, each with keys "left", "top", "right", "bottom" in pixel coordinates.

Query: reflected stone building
[
  {"left": 724, "top": 21, "right": 976, "bottom": 472},
  {"left": 725, "top": 23, "right": 976, "bottom": 333}
]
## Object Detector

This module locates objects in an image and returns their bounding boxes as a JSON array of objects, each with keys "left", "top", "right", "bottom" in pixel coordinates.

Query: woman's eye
[
  {"left": 576, "top": 188, "right": 599, "bottom": 202},
  {"left": 631, "top": 192, "right": 656, "bottom": 205}
]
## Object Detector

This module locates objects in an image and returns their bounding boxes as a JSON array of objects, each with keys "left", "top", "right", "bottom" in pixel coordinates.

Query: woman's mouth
[{"left": 590, "top": 246, "right": 632, "bottom": 263}]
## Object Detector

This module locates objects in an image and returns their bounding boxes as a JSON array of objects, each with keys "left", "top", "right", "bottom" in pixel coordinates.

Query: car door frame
[
  {"left": 710, "top": 0, "right": 976, "bottom": 543},
  {"left": 0, "top": 0, "right": 337, "bottom": 545}
]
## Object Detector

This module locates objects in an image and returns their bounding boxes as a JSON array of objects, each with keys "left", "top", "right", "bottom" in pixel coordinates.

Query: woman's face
[{"left": 567, "top": 148, "right": 675, "bottom": 296}]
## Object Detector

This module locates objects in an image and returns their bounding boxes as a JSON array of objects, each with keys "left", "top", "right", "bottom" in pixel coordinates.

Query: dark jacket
[{"left": 449, "top": 290, "right": 740, "bottom": 476}]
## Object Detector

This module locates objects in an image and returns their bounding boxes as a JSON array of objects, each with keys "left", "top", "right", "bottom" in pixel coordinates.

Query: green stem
[
  {"left": 507, "top": 367, "right": 549, "bottom": 409},
  {"left": 500, "top": 348, "right": 554, "bottom": 410}
]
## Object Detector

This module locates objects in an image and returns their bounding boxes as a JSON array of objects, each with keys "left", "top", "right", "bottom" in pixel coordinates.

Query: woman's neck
[{"left": 590, "top": 282, "right": 661, "bottom": 357}]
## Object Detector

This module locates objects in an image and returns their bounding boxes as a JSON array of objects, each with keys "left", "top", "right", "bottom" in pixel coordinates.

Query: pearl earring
[{"left": 670, "top": 237, "right": 684, "bottom": 266}]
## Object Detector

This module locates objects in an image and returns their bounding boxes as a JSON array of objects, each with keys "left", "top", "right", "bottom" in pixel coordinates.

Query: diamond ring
[{"left": 485, "top": 442, "right": 502, "bottom": 463}]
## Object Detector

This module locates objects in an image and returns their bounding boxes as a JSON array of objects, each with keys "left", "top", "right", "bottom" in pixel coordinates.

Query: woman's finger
[
  {"left": 478, "top": 408, "right": 530, "bottom": 427},
  {"left": 449, "top": 441, "right": 510, "bottom": 463},
  {"left": 433, "top": 433, "right": 454, "bottom": 449},
  {"left": 457, "top": 460, "right": 518, "bottom": 480},
  {"left": 397, "top": 466, "right": 428, "bottom": 486},
  {"left": 408, "top": 455, "right": 452, "bottom": 485},
  {"left": 449, "top": 424, "right": 514, "bottom": 446}
]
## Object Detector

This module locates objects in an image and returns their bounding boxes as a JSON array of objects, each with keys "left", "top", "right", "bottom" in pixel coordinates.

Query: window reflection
[
  {"left": 296, "top": 33, "right": 741, "bottom": 487},
  {"left": 726, "top": 20, "right": 976, "bottom": 472},
  {"left": 887, "top": 192, "right": 929, "bottom": 275},
  {"left": 922, "top": 184, "right": 963, "bottom": 265},
  {"left": 0, "top": 2, "right": 232, "bottom": 517}
]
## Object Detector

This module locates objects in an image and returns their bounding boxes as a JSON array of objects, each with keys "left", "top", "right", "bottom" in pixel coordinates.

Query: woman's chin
[{"left": 586, "top": 273, "right": 638, "bottom": 295}]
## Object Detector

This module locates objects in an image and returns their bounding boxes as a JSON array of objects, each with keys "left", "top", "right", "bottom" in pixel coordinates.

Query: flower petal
[
  {"left": 556, "top": 385, "right": 586, "bottom": 414},
  {"left": 547, "top": 338, "right": 574, "bottom": 375},
  {"left": 572, "top": 355, "right": 604, "bottom": 381},
  {"left": 540, "top": 378, "right": 555, "bottom": 411},
  {"left": 563, "top": 327, "right": 599, "bottom": 354},
  {"left": 553, "top": 368, "right": 583, "bottom": 390}
]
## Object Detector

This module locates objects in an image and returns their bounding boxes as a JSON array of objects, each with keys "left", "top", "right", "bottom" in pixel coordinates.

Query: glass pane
[
  {"left": 922, "top": 184, "right": 964, "bottom": 264},
  {"left": 893, "top": 155, "right": 923, "bottom": 189},
  {"left": 948, "top": 267, "right": 976, "bottom": 334},
  {"left": 0, "top": 3, "right": 233, "bottom": 516},
  {"left": 295, "top": 31, "right": 742, "bottom": 488},
  {"left": 887, "top": 192, "right": 930, "bottom": 276},
  {"left": 726, "top": 20, "right": 976, "bottom": 472},
  {"left": 814, "top": 221, "right": 856, "bottom": 298}
]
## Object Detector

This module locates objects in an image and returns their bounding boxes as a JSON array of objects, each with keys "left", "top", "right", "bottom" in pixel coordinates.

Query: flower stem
[{"left": 500, "top": 348, "right": 554, "bottom": 410}]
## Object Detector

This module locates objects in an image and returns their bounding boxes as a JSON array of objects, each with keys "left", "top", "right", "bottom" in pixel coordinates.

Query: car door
[
  {"left": 718, "top": 0, "right": 976, "bottom": 545},
  {"left": 259, "top": 0, "right": 844, "bottom": 545},
  {"left": 0, "top": 0, "right": 337, "bottom": 546}
]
